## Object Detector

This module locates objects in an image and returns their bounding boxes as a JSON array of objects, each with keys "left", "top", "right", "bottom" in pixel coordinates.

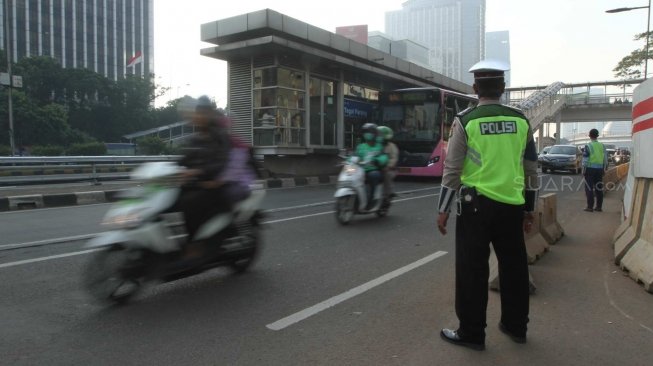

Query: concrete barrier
[
  {"left": 75, "top": 191, "right": 108, "bottom": 205},
  {"left": 614, "top": 179, "right": 649, "bottom": 263},
  {"left": 42, "top": 193, "right": 77, "bottom": 208},
  {"left": 538, "top": 193, "right": 564, "bottom": 244},
  {"left": 525, "top": 210, "right": 550, "bottom": 263},
  {"left": 615, "top": 178, "right": 653, "bottom": 293},
  {"left": 489, "top": 248, "right": 537, "bottom": 295},
  {"left": 8, "top": 195, "right": 44, "bottom": 210}
]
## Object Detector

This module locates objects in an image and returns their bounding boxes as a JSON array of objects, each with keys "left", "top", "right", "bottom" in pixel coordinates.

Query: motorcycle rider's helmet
[
  {"left": 361, "top": 123, "right": 378, "bottom": 142},
  {"left": 377, "top": 126, "right": 393, "bottom": 141}
]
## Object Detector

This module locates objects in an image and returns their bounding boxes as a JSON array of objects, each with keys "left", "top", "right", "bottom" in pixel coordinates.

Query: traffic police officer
[
  {"left": 437, "top": 60, "right": 539, "bottom": 350},
  {"left": 582, "top": 128, "right": 608, "bottom": 212}
]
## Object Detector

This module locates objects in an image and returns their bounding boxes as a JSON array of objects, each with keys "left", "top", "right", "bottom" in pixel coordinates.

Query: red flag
[{"left": 127, "top": 51, "right": 143, "bottom": 67}]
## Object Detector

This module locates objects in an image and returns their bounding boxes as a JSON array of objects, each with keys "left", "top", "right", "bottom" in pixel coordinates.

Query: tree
[
  {"left": 13, "top": 56, "right": 66, "bottom": 104},
  {"left": 137, "top": 136, "right": 168, "bottom": 155},
  {"left": 614, "top": 31, "right": 653, "bottom": 79}
]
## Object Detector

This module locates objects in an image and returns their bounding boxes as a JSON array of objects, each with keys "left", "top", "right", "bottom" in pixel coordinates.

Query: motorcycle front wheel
[
  {"left": 335, "top": 196, "right": 355, "bottom": 225},
  {"left": 83, "top": 246, "right": 142, "bottom": 305}
]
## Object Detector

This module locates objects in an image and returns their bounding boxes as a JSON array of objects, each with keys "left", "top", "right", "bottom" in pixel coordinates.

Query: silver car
[{"left": 539, "top": 145, "right": 582, "bottom": 174}]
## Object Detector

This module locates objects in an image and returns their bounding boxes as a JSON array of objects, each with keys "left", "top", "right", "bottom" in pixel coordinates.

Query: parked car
[
  {"left": 537, "top": 146, "right": 552, "bottom": 168},
  {"left": 539, "top": 145, "right": 582, "bottom": 174}
]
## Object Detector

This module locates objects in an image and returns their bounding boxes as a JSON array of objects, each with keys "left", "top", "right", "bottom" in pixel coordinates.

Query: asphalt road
[{"left": 1, "top": 173, "right": 651, "bottom": 365}]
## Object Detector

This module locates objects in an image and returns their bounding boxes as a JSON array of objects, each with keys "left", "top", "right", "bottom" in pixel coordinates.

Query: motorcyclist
[
  {"left": 174, "top": 96, "right": 232, "bottom": 243},
  {"left": 377, "top": 126, "right": 399, "bottom": 203},
  {"left": 353, "top": 123, "right": 388, "bottom": 209}
]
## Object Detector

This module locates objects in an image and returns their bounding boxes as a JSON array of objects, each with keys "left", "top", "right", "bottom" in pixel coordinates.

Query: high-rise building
[
  {"left": 1, "top": 0, "right": 153, "bottom": 80},
  {"left": 368, "top": 31, "right": 430, "bottom": 68},
  {"left": 385, "top": 0, "right": 485, "bottom": 85},
  {"left": 485, "top": 30, "right": 510, "bottom": 86}
]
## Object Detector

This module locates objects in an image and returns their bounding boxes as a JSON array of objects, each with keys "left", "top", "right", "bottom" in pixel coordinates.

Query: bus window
[
  {"left": 382, "top": 103, "right": 439, "bottom": 142},
  {"left": 443, "top": 96, "right": 457, "bottom": 141}
]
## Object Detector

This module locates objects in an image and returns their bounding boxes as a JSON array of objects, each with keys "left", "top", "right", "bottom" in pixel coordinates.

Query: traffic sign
[
  {"left": 12, "top": 75, "right": 23, "bottom": 88},
  {"left": 0, "top": 72, "right": 9, "bottom": 86}
]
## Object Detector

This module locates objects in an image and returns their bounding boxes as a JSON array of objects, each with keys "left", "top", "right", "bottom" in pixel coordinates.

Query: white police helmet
[{"left": 469, "top": 59, "right": 510, "bottom": 80}]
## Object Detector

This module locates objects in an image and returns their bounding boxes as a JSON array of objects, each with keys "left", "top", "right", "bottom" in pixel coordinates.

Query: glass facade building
[
  {"left": 385, "top": 0, "right": 485, "bottom": 85},
  {"left": 0, "top": 0, "right": 153, "bottom": 80}
]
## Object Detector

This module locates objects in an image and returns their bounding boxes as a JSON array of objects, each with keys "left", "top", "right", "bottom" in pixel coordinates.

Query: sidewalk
[{"left": 411, "top": 188, "right": 653, "bottom": 365}]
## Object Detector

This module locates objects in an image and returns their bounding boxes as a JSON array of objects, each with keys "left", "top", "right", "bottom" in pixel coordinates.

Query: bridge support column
[
  {"left": 555, "top": 113, "right": 561, "bottom": 144},
  {"left": 538, "top": 126, "right": 544, "bottom": 152}
]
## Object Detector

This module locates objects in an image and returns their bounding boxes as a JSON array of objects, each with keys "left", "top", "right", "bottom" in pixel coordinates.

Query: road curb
[{"left": 0, "top": 175, "right": 338, "bottom": 212}]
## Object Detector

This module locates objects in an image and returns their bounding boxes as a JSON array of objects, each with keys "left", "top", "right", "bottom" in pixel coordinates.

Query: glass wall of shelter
[{"left": 249, "top": 55, "right": 397, "bottom": 150}]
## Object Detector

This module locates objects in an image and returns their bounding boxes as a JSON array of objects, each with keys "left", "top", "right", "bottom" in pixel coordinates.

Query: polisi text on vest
[{"left": 479, "top": 121, "right": 517, "bottom": 135}]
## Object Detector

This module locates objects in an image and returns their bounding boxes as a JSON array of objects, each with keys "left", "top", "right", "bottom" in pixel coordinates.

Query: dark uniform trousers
[
  {"left": 455, "top": 194, "right": 530, "bottom": 342},
  {"left": 584, "top": 167, "right": 604, "bottom": 209}
]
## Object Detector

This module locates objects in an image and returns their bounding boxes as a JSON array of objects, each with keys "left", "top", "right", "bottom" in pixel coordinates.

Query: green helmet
[{"left": 377, "top": 126, "right": 393, "bottom": 140}]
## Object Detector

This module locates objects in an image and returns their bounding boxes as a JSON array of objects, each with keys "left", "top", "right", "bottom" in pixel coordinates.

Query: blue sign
[{"left": 344, "top": 99, "right": 375, "bottom": 119}]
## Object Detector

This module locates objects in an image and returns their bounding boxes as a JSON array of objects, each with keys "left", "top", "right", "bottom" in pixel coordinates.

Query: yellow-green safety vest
[
  {"left": 460, "top": 104, "right": 530, "bottom": 206},
  {"left": 586, "top": 141, "right": 604, "bottom": 169}
]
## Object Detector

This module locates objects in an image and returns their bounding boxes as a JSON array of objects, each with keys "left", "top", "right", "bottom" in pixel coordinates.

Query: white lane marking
[
  {"left": 0, "top": 249, "right": 102, "bottom": 269},
  {"left": 262, "top": 193, "right": 439, "bottom": 225},
  {"left": 0, "top": 234, "right": 98, "bottom": 251},
  {"left": 0, "top": 193, "right": 441, "bottom": 269},
  {"left": 265, "top": 187, "right": 441, "bottom": 213},
  {"left": 266, "top": 251, "right": 448, "bottom": 331}
]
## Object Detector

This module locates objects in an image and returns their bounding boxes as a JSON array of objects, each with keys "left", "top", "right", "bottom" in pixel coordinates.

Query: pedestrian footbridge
[{"left": 504, "top": 79, "right": 641, "bottom": 148}]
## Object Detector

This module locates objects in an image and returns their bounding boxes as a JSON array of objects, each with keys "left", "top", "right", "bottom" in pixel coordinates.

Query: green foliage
[
  {"left": 614, "top": 31, "right": 653, "bottom": 79},
  {"left": 163, "top": 144, "right": 182, "bottom": 155},
  {"left": 31, "top": 145, "right": 65, "bottom": 156},
  {"left": 137, "top": 136, "right": 168, "bottom": 155},
  {"left": 66, "top": 142, "right": 107, "bottom": 156},
  {"left": 0, "top": 54, "right": 172, "bottom": 147},
  {"left": 0, "top": 145, "right": 11, "bottom": 156}
]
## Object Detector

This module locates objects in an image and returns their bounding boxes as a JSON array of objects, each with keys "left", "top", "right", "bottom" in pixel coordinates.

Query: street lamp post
[
  {"left": 4, "top": 0, "right": 15, "bottom": 154},
  {"left": 607, "top": 0, "right": 652, "bottom": 79}
]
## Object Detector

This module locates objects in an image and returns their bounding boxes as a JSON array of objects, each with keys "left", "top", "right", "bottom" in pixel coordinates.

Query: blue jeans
[{"left": 365, "top": 170, "right": 382, "bottom": 206}]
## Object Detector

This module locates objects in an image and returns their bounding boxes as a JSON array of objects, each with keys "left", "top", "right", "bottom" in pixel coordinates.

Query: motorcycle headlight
[{"left": 344, "top": 165, "right": 357, "bottom": 175}]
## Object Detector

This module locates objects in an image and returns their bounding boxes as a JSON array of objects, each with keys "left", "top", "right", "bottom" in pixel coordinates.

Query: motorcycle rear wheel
[{"left": 84, "top": 247, "right": 142, "bottom": 305}]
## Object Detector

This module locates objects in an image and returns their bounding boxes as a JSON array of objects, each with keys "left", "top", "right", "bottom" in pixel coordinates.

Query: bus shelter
[{"left": 201, "top": 9, "right": 472, "bottom": 175}]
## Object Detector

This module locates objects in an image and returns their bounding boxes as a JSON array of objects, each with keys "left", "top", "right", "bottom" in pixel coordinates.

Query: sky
[{"left": 153, "top": 0, "right": 649, "bottom": 107}]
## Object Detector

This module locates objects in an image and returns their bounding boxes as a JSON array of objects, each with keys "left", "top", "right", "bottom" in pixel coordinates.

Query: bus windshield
[{"left": 380, "top": 102, "right": 440, "bottom": 148}]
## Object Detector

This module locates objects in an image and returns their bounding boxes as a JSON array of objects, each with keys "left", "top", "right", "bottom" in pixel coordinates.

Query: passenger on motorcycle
[
  {"left": 174, "top": 96, "right": 253, "bottom": 244},
  {"left": 377, "top": 126, "right": 399, "bottom": 201},
  {"left": 353, "top": 123, "right": 388, "bottom": 209}
]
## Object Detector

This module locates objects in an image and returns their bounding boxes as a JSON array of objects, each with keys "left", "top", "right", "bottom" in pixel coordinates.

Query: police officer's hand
[
  {"left": 523, "top": 211, "right": 535, "bottom": 233},
  {"left": 437, "top": 212, "right": 449, "bottom": 235}
]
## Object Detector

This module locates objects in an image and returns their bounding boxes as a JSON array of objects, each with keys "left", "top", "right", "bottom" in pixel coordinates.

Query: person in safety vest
[
  {"left": 353, "top": 123, "right": 388, "bottom": 209},
  {"left": 436, "top": 59, "right": 539, "bottom": 351},
  {"left": 582, "top": 128, "right": 608, "bottom": 212},
  {"left": 377, "top": 126, "right": 399, "bottom": 203}
]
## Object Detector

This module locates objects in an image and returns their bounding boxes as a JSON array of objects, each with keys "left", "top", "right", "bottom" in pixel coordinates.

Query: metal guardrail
[
  {"left": 0, "top": 155, "right": 181, "bottom": 165},
  {"left": 0, "top": 155, "right": 182, "bottom": 185}
]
